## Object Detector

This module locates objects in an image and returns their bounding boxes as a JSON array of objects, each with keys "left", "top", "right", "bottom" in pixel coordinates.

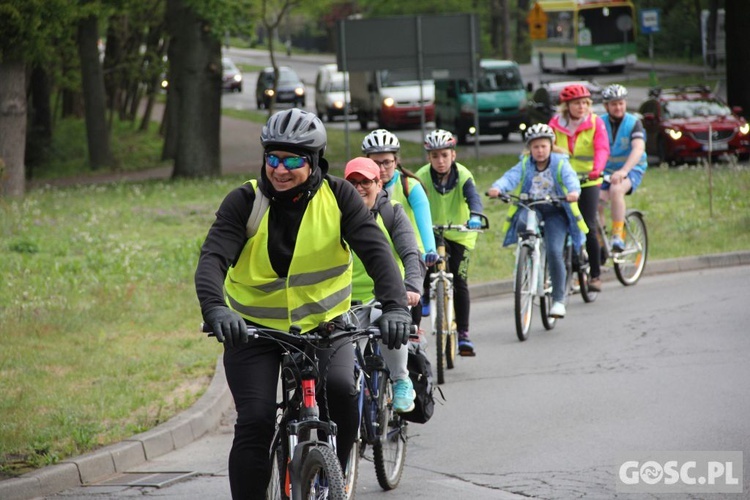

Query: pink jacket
[{"left": 548, "top": 113, "right": 609, "bottom": 178}]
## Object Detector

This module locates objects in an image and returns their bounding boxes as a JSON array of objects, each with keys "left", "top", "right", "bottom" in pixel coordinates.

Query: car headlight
[
  {"left": 294, "top": 87, "right": 305, "bottom": 96},
  {"left": 233, "top": 74, "right": 242, "bottom": 82},
  {"left": 161, "top": 80, "right": 168, "bottom": 89},
  {"left": 333, "top": 100, "right": 344, "bottom": 110},
  {"left": 666, "top": 128, "right": 682, "bottom": 140},
  {"left": 740, "top": 123, "right": 750, "bottom": 135},
  {"left": 382, "top": 97, "right": 395, "bottom": 108},
  {"left": 264, "top": 89, "right": 275, "bottom": 97}
]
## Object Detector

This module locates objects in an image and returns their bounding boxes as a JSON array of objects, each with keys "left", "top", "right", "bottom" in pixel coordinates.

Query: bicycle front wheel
[
  {"left": 373, "top": 372, "right": 407, "bottom": 490},
  {"left": 300, "top": 446, "right": 347, "bottom": 500},
  {"left": 266, "top": 441, "right": 289, "bottom": 500},
  {"left": 435, "top": 279, "right": 448, "bottom": 384},
  {"left": 614, "top": 211, "right": 648, "bottom": 286},
  {"left": 343, "top": 437, "right": 360, "bottom": 499},
  {"left": 539, "top": 255, "right": 557, "bottom": 331},
  {"left": 514, "top": 245, "right": 534, "bottom": 341}
]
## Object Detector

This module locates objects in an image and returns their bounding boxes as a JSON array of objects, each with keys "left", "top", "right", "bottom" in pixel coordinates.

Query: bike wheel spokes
[
  {"left": 267, "top": 443, "right": 288, "bottom": 500},
  {"left": 435, "top": 280, "right": 448, "bottom": 384},
  {"left": 514, "top": 246, "right": 534, "bottom": 341},
  {"left": 540, "top": 259, "right": 557, "bottom": 331},
  {"left": 373, "top": 375, "right": 406, "bottom": 490},
  {"left": 614, "top": 212, "right": 648, "bottom": 286}
]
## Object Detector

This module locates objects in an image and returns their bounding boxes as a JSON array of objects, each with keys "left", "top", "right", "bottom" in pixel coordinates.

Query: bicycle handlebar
[
  {"left": 433, "top": 211, "right": 489, "bottom": 231},
  {"left": 487, "top": 191, "right": 568, "bottom": 207},
  {"left": 201, "top": 322, "right": 418, "bottom": 344}
]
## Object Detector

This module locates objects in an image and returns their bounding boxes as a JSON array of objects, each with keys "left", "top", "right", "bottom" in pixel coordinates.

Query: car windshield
[
  {"left": 329, "top": 79, "right": 346, "bottom": 92},
  {"left": 278, "top": 70, "right": 300, "bottom": 85},
  {"left": 222, "top": 60, "right": 237, "bottom": 73},
  {"left": 379, "top": 69, "right": 431, "bottom": 88},
  {"left": 663, "top": 99, "right": 732, "bottom": 119},
  {"left": 464, "top": 67, "right": 524, "bottom": 92}
]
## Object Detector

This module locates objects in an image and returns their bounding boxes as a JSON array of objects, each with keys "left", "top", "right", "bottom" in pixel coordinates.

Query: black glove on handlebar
[
  {"left": 377, "top": 308, "right": 412, "bottom": 350},
  {"left": 204, "top": 306, "right": 247, "bottom": 347}
]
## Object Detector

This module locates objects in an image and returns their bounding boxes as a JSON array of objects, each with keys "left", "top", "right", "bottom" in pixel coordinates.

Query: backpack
[{"left": 400, "top": 342, "right": 439, "bottom": 424}]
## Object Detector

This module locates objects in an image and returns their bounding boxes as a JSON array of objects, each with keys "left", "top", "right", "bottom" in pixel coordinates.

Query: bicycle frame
[{"left": 513, "top": 207, "right": 547, "bottom": 299}]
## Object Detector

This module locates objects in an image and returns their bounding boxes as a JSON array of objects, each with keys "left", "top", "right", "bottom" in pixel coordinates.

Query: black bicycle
[{"left": 203, "top": 322, "right": 386, "bottom": 500}]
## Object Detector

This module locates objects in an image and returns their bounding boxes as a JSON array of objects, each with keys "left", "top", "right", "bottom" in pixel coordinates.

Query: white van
[{"left": 314, "top": 64, "right": 352, "bottom": 122}]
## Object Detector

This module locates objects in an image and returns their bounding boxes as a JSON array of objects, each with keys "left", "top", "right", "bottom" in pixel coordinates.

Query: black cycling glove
[
  {"left": 204, "top": 306, "right": 247, "bottom": 347},
  {"left": 377, "top": 308, "right": 412, "bottom": 350}
]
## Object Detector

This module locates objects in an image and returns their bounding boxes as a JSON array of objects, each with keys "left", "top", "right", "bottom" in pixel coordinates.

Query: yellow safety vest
[
  {"left": 224, "top": 181, "right": 352, "bottom": 333},
  {"left": 554, "top": 115, "right": 603, "bottom": 188}
]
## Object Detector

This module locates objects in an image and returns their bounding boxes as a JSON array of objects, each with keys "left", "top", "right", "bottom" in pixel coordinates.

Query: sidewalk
[{"left": 3, "top": 250, "right": 750, "bottom": 500}]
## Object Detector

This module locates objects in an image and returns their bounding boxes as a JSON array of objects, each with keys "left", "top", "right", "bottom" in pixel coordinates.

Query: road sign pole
[{"left": 649, "top": 34, "right": 657, "bottom": 87}]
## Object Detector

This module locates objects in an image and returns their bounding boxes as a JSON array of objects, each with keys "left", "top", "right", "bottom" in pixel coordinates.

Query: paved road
[{"left": 45, "top": 265, "right": 750, "bottom": 499}]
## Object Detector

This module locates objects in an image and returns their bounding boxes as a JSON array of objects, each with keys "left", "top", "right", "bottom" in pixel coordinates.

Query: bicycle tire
[
  {"left": 373, "top": 370, "right": 407, "bottom": 490},
  {"left": 514, "top": 245, "right": 534, "bottom": 341},
  {"left": 614, "top": 211, "right": 648, "bottom": 286},
  {"left": 266, "top": 441, "right": 289, "bottom": 500},
  {"left": 343, "top": 437, "right": 360, "bottom": 499},
  {"left": 435, "top": 279, "right": 447, "bottom": 384},
  {"left": 300, "top": 446, "right": 347, "bottom": 500},
  {"left": 578, "top": 252, "right": 599, "bottom": 303},
  {"left": 540, "top": 255, "right": 556, "bottom": 331}
]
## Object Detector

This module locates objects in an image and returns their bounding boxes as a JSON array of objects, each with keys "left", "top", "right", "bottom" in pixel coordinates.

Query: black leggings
[
  {"left": 424, "top": 238, "right": 472, "bottom": 333},
  {"left": 223, "top": 337, "right": 358, "bottom": 500},
  {"left": 578, "top": 184, "right": 601, "bottom": 279}
]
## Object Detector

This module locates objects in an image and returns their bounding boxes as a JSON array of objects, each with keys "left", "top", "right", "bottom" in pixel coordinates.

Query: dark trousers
[
  {"left": 578, "top": 184, "right": 601, "bottom": 279},
  {"left": 223, "top": 337, "right": 358, "bottom": 499}
]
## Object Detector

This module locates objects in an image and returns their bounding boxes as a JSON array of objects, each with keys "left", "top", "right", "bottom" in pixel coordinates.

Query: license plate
[
  {"left": 489, "top": 121, "right": 509, "bottom": 128},
  {"left": 703, "top": 142, "right": 729, "bottom": 151},
  {"left": 407, "top": 110, "right": 421, "bottom": 117}
]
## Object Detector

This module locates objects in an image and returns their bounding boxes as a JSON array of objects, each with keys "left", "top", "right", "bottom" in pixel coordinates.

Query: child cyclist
[
  {"left": 344, "top": 157, "right": 424, "bottom": 413},
  {"left": 415, "top": 129, "right": 484, "bottom": 356},
  {"left": 487, "top": 124, "right": 588, "bottom": 318},
  {"left": 599, "top": 84, "right": 648, "bottom": 252},
  {"left": 362, "top": 129, "right": 438, "bottom": 331}
]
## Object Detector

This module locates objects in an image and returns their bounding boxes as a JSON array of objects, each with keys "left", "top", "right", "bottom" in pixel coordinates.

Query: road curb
[
  {"left": 0, "top": 355, "right": 231, "bottom": 500},
  {"left": 2, "top": 251, "right": 749, "bottom": 500}
]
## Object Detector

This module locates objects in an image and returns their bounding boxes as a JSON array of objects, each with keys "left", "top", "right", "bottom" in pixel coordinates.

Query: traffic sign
[
  {"left": 527, "top": 2, "right": 548, "bottom": 40},
  {"left": 640, "top": 8, "right": 661, "bottom": 34}
]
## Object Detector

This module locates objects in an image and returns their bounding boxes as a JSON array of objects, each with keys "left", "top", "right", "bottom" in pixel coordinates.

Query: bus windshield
[{"left": 578, "top": 6, "right": 634, "bottom": 44}]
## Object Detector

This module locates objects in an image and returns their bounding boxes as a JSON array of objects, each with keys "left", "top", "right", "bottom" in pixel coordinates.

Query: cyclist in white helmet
[
  {"left": 488, "top": 123, "right": 587, "bottom": 318},
  {"left": 415, "top": 129, "right": 484, "bottom": 355},
  {"left": 600, "top": 84, "right": 647, "bottom": 252},
  {"left": 362, "top": 129, "right": 438, "bottom": 333}
]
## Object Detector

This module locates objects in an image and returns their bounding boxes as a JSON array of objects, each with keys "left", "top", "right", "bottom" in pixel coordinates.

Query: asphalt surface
[{"left": 9, "top": 56, "right": 744, "bottom": 500}]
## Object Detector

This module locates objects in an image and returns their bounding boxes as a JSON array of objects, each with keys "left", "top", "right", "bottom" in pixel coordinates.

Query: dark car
[
  {"left": 638, "top": 86, "right": 750, "bottom": 164},
  {"left": 255, "top": 66, "right": 306, "bottom": 109},
  {"left": 221, "top": 57, "right": 243, "bottom": 93},
  {"left": 526, "top": 79, "right": 605, "bottom": 126}
]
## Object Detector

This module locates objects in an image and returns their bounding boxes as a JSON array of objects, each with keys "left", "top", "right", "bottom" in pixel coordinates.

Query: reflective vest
[
  {"left": 416, "top": 162, "right": 478, "bottom": 249},
  {"left": 603, "top": 113, "right": 648, "bottom": 175},
  {"left": 387, "top": 172, "right": 426, "bottom": 254},
  {"left": 224, "top": 181, "right": 352, "bottom": 333},
  {"left": 351, "top": 202, "right": 404, "bottom": 303},
  {"left": 501, "top": 155, "right": 588, "bottom": 246},
  {"left": 553, "top": 114, "right": 602, "bottom": 188}
]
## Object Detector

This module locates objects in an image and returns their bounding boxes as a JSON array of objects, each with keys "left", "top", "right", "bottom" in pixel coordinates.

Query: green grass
[{"left": 3, "top": 108, "right": 750, "bottom": 479}]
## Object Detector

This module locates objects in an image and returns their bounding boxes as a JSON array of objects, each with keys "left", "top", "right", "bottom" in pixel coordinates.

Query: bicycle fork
[{"left": 429, "top": 272, "right": 454, "bottom": 333}]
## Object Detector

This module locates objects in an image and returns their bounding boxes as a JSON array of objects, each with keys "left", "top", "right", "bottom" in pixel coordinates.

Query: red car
[{"left": 638, "top": 86, "right": 750, "bottom": 164}]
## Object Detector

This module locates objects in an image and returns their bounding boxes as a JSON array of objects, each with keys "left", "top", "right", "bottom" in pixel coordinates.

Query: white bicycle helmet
[
  {"left": 261, "top": 108, "right": 327, "bottom": 157},
  {"left": 524, "top": 123, "right": 556, "bottom": 145},
  {"left": 361, "top": 129, "right": 400, "bottom": 154},
  {"left": 424, "top": 129, "right": 457, "bottom": 151},
  {"left": 602, "top": 84, "right": 628, "bottom": 102}
]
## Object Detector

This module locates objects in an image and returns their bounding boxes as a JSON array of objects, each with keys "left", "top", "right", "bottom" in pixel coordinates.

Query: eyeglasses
[
  {"left": 265, "top": 154, "right": 308, "bottom": 170},
  {"left": 348, "top": 178, "right": 376, "bottom": 189},
  {"left": 373, "top": 159, "right": 395, "bottom": 169}
]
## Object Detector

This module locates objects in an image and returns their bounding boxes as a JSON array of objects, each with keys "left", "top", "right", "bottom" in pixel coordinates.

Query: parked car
[
  {"left": 221, "top": 57, "right": 243, "bottom": 93},
  {"left": 255, "top": 66, "right": 306, "bottom": 109},
  {"left": 314, "top": 63, "right": 353, "bottom": 121},
  {"left": 638, "top": 86, "right": 750, "bottom": 164},
  {"left": 526, "top": 79, "right": 605, "bottom": 125}
]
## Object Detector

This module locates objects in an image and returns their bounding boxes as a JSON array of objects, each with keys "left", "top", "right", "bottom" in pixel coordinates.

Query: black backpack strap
[{"left": 378, "top": 199, "right": 397, "bottom": 236}]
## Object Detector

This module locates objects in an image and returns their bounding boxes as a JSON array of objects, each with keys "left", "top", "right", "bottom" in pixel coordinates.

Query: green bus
[{"left": 531, "top": 0, "right": 637, "bottom": 73}]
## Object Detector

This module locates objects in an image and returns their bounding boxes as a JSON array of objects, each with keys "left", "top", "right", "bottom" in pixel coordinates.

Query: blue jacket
[{"left": 492, "top": 152, "right": 587, "bottom": 250}]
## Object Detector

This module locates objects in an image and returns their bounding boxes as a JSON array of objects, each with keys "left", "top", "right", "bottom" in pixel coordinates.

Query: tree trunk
[
  {"left": 489, "top": 0, "right": 502, "bottom": 58},
  {"left": 78, "top": 14, "right": 114, "bottom": 170},
  {"left": 166, "top": 0, "right": 222, "bottom": 178},
  {"left": 26, "top": 66, "right": 54, "bottom": 175},
  {"left": 725, "top": 0, "right": 750, "bottom": 118},
  {"left": 0, "top": 60, "right": 27, "bottom": 198},
  {"left": 501, "top": 0, "right": 512, "bottom": 60},
  {"left": 516, "top": 0, "right": 530, "bottom": 62}
]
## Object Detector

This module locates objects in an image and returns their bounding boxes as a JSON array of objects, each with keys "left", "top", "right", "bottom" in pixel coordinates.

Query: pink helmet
[{"left": 559, "top": 84, "right": 591, "bottom": 103}]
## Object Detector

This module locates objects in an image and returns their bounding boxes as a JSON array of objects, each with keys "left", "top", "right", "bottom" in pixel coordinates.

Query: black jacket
[{"left": 195, "top": 159, "right": 408, "bottom": 320}]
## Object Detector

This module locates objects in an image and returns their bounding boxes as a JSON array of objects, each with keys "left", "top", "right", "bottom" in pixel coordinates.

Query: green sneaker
[{"left": 392, "top": 378, "right": 415, "bottom": 413}]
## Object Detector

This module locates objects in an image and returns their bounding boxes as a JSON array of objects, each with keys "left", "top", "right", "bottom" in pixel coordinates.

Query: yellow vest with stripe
[
  {"left": 554, "top": 115, "right": 602, "bottom": 188},
  {"left": 351, "top": 203, "right": 404, "bottom": 303},
  {"left": 224, "top": 180, "right": 352, "bottom": 333},
  {"left": 388, "top": 174, "right": 426, "bottom": 254}
]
